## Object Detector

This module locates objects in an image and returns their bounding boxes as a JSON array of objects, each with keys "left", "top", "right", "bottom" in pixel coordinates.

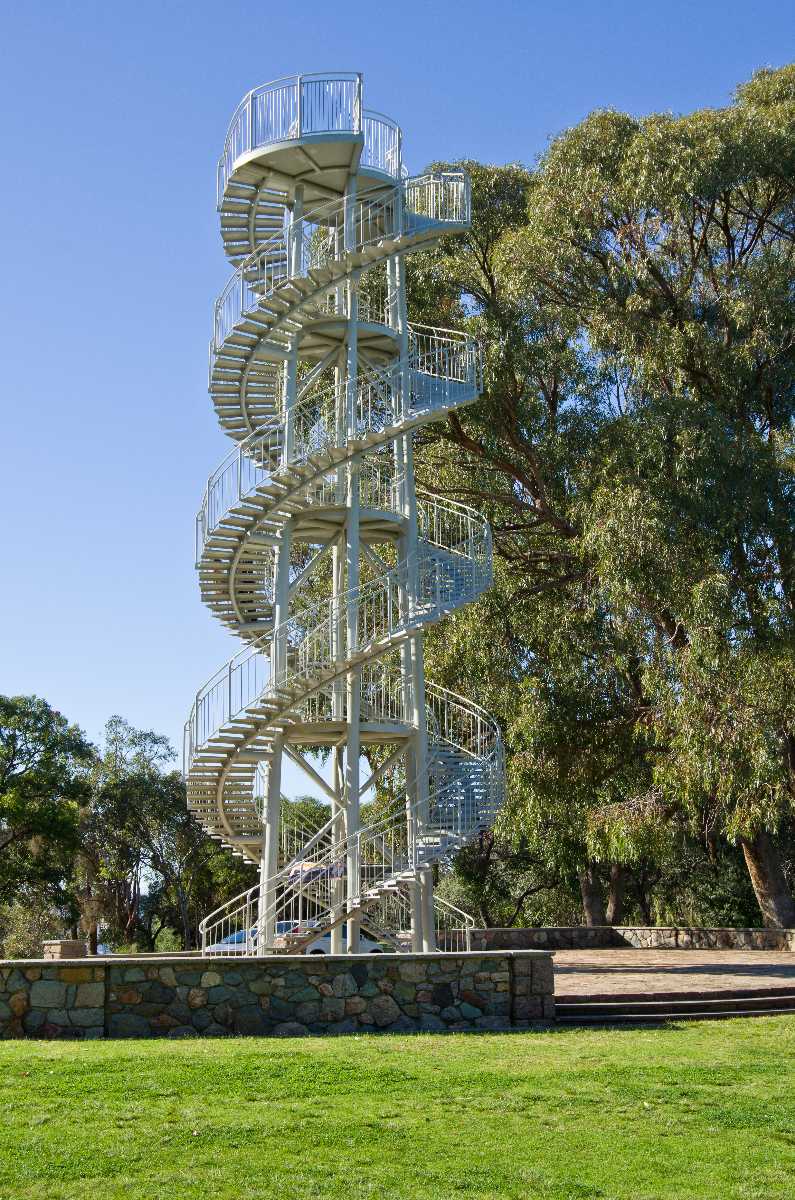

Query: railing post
[
  {"left": 354, "top": 73, "right": 362, "bottom": 133},
  {"left": 296, "top": 75, "right": 302, "bottom": 138}
]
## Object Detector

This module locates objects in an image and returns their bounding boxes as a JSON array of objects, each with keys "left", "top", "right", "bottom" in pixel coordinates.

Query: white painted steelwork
[{"left": 187, "top": 72, "right": 504, "bottom": 955}]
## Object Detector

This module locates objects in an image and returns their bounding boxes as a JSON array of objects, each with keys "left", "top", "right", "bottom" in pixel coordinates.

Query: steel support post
[
  {"left": 420, "top": 866, "right": 437, "bottom": 953},
  {"left": 259, "top": 734, "right": 283, "bottom": 947}
]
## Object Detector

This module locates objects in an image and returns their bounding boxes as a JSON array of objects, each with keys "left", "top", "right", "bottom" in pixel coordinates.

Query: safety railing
[
  {"left": 197, "top": 329, "right": 481, "bottom": 563},
  {"left": 217, "top": 73, "right": 403, "bottom": 204},
  {"left": 184, "top": 503, "right": 491, "bottom": 773},
  {"left": 210, "top": 172, "right": 471, "bottom": 362}
]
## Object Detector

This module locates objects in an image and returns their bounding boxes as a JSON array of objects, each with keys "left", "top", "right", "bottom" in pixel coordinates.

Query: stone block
[
  {"left": 187, "top": 987, "right": 207, "bottom": 1009},
  {"left": 234, "top": 1005, "right": 269, "bottom": 1036},
  {"left": 475, "top": 1015, "right": 511, "bottom": 1030},
  {"left": 116, "top": 988, "right": 142, "bottom": 1005},
  {"left": 30, "top": 980, "right": 66, "bottom": 1009},
  {"left": 141, "top": 983, "right": 175, "bottom": 1005},
  {"left": 69, "top": 1008, "right": 105, "bottom": 1028},
  {"left": 291, "top": 985, "right": 319, "bottom": 1003},
  {"left": 109, "top": 1012, "right": 152, "bottom": 1038},
  {"left": 432, "top": 982, "right": 454, "bottom": 1009},
  {"left": 531, "top": 958, "right": 554, "bottom": 995},
  {"left": 398, "top": 960, "right": 428, "bottom": 983},
  {"left": 272, "top": 1021, "right": 309, "bottom": 1037},
  {"left": 513, "top": 996, "right": 542, "bottom": 1021},
  {"left": 323, "top": 1018, "right": 358, "bottom": 1036},
  {"left": 331, "top": 972, "right": 357, "bottom": 998},
  {"left": 44, "top": 1009, "right": 71, "bottom": 1027},
  {"left": 59, "top": 968, "right": 92, "bottom": 984},
  {"left": 370, "top": 994, "right": 401, "bottom": 1027},
  {"left": 213, "top": 1003, "right": 234, "bottom": 1027},
  {"left": 295, "top": 1001, "right": 321, "bottom": 1023},
  {"left": 389, "top": 1015, "right": 418, "bottom": 1033},
  {"left": 8, "top": 992, "right": 28, "bottom": 1017},
  {"left": 200, "top": 971, "right": 222, "bottom": 988},
  {"left": 319, "top": 998, "right": 344, "bottom": 1021},
  {"left": 350, "top": 962, "right": 369, "bottom": 987},
  {"left": 75, "top": 982, "right": 104, "bottom": 1008},
  {"left": 42, "top": 940, "right": 86, "bottom": 960}
]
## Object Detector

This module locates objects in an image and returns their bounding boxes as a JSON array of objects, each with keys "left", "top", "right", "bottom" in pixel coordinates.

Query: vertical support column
[
  {"left": 394, "top": 250, "right": 433, "bottom": 939},
  {"left": 271, "top": 521, "right": 293, "bottom": 682},
  {"left": 330, "top": 743, "right": 345, "bottom": 955},
  {"left": 259, "top": 513, "right": 293, "bottom": 950},
  {"left": 344, "top": 172, "right": 362, "bottom": 953},
  {"left": 409, "top": 875, "right": 424, "bottom": 953},
  {"left": 345, "top": 450, "right": 361, "bottom": 953},
  {"left": 258, "top": 736, "right": 283, "bottom": 948},
  {"left": 289, "top": 184, "right": 305, "bottom": 277},
  {"left": 420, "top": 866, "right": 436, "bottom": 953}
]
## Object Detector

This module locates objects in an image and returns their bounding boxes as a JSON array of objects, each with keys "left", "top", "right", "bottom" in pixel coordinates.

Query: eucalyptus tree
[{"left": 412, "top": 65, "right": 795, "bottom": 926}]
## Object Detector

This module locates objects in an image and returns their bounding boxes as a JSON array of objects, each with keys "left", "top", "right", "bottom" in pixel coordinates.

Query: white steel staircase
[{"left": 185, "top": 72, "right": 505, "bottom": 956}]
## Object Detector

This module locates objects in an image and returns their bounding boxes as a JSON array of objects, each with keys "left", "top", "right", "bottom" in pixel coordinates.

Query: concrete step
[{"left": 556, "top": 988, "right": 795, "bottom": 1023}]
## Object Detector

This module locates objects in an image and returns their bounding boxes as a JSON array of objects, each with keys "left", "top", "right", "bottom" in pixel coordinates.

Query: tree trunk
[
  {"left": 605, "top": 864, "right": 628, "bottom": 925},
  {"left": 740, "top": 830, "right": 795, "bottom": 928},
  {"left": 579, "top": 863, "right": 607, "bottom": 926},
  {"left": 177, "top": 885, "right": 192, "bottom": 951},
  {"left": 634, "top": 865, "right": 656, "bottom": 926}
]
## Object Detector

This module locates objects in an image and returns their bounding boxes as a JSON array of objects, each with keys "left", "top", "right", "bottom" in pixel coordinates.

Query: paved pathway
[{"left": 554, "top": 949, "right": 795, "bottom": 999}]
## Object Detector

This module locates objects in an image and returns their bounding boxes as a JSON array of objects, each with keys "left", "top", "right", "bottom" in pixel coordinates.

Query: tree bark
[
  {"left": 605, "top": 864, "right": 628, "bottom": 925},
  {"left": 740, "top": 830, "right": 795, "bottom": 929},
  {"left": 579, "top": 863, "right": 607, "bottom": 926}
]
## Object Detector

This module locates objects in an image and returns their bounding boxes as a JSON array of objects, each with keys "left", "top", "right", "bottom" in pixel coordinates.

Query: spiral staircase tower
[{"left": 185, "top": 73, "right": 505, "bottom": 955}]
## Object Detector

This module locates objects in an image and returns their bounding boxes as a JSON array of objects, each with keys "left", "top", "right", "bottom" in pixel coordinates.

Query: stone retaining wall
[
  {"left": 0, "top": 950, "right": 554, "bottom": 1040},
  {"left": 470, "top": 926, "right": 795, "bottom": 951}
]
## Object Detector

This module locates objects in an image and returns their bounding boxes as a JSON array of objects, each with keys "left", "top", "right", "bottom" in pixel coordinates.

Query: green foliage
[
  {"left": 412, "top": 65, "right": 795, "bottom": 926},
  {"left": 0, "top": 695, "right": 93, "bottom": 898}
]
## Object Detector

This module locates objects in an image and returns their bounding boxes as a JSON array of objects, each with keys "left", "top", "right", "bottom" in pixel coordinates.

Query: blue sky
[{"left": 1, "top": 0, "right": 791, "bottom": 795}]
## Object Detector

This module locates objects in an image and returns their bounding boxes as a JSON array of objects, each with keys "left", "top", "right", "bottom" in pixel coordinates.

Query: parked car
[
  {"left": 304, "top": 930, "right": 386, "bottom": 954},
  {"left": 206, "top": 923, "right": 306, "bottom": 953}
]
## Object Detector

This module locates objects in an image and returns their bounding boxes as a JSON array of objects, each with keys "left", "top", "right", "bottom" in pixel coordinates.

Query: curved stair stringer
[
  {"left": 197, "top": 386, "right": 483, "bottom": 638},
  {"left": 187, "top": 546, "right": 488, "bottom": 855},
  {"left": 210, "top": 175, "right": 469, "bottom": 440}
]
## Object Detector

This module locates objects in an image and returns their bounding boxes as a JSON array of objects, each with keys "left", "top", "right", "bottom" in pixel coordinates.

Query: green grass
[{"left": 1, "top": 1019, "right": 794, "bottom": 1199}]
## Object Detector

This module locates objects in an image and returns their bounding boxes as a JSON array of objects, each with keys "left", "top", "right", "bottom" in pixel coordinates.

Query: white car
[{"left": 304, "top": 930, "right": 385, "bottom": 954}]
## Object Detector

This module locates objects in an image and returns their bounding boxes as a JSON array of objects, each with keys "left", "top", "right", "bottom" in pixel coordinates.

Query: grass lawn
[{"left": 0, "top": 1018, "right": 793, "bottom": 1200}]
